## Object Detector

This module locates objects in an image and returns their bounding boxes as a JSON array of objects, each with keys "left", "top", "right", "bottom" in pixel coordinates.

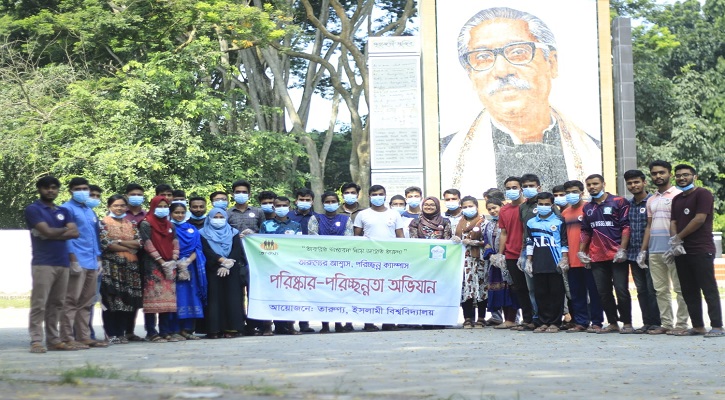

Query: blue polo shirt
[
  {"left": 61, "top": 199, "right": 102, "bottom": 269},
  {"left": 24, "top": 200, "right": 75, "bottom": 267}
]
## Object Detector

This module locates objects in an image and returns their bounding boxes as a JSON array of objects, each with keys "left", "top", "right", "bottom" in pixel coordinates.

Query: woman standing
[
  {"left": 169, "top": 203, "right": 206, "bottom": 340},
  {"left": 457, "top": 196, "right": 487, "bottom": 328},
  {"left": 99, "top": 195, "right": 143, "bottom": 344},
  {"left": 199, "top": 208, "right": 245, "bottom": 339},
  {"left": 484, "top": 198, "right": 519, "bottom": 330},
  {"left": 139, "top": 195, "right": 179, "bottom": 343},
  {"left": 408, "top": 197, "right": 453, "bottom": 240}
]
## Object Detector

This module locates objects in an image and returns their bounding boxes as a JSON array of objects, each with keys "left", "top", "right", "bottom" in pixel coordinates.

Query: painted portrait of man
[{"left": 438, "top": 1, "right": 602, "bottom": 195}]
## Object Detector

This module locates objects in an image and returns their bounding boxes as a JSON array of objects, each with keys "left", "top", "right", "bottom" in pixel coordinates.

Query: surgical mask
[
  {"left": 565, "top": 193, "right": 581, "bottom": 205},
  {"left": 391, "top": 206, "right": 405, "bottom": 215},
  {"left": 261, "top": 204, "right": 274, "bottom": 214},
  {"left": 370, "top": 195, "right": 386, "bottom": 207},
  {"left": 154, "top": 208, "right": 170, "bottom": 218},
  {"left": 678, "top": 183, "right": 694, "bottom": 191},
  {"left": 127, "top": 195, "right": 144, "bottom": 207},
  {"left": 171, "top": 218, "right": 185, "bottom": 225},
  {"left": 407, "top": 197, "right": 421, "bottom": 208},
  {"left": 189, "top": 214, "right": 205, "bottom": 220},
  {"left": 323, "top": 203, "right": 339, "bottom": 213},
  {"left": 233, "top": 193, "right": 249, "bottom": 204},
  {"left": 210, "top": 218, "right": 226, "bottom": 228},
  {"left": 462, "top": 208, "right": 478, "bottom": 218},
  {"left": 537, "top": 205, "right": 552, "bottom": 216},
  {"left": 488, "top": 215, "right": 499, "bottom": 221},
  {"left": 297, "top": 201, "right": 312, "bottom": 211},
  {"left": 591, "top": 190, "right": 605, "bottom": 199},
  {"left": 343, "top": 194, "right": 357, "bottom": 205},
  {"left": 554, "top": 197, "right": 568, "bottom": 207},
  {"left": 275, "top": 207, "right": 290, "bottom": 217},
  {"left": 445, "top": 201, "right": 460, "bottom": 211},
  {"left": 72, "top": 190, "right": 90, "bottom": 204},
  {"left": 109, "top": 212, "right": 126, "bottom": 219},
  {"left": 212, "top": 200, "right": 228, "bottom": 209},
  {"left": 522, "top": 187, "right": 538, "bottom": 199},
  {"left": 86, "top": 198, "right": 101, "bottom": 208},
  {"left": 505, "top": 189, "right": 521, "bottom": 201}
]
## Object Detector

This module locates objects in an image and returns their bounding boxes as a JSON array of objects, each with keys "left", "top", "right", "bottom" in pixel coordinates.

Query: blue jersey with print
[
  {"left": 525, "top": 212, "right": 568, "bottom": 274},
  {"left": 261, "top": 218, "right": 302, "bottom": 235}
]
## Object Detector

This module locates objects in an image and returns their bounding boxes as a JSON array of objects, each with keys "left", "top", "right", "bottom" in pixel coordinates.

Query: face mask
[
  {"left": 323, "top": 203, "right": 339, "bottom": 213},
  {"left": 554, "top": 197, "right": 568, "bottom": 207},
  {"left": 522, "top": 187, "right": 538, "bottom": 199},
  {"left": 488, "top": 215, "right": 499, "bottom": 221},
  {"left": 127, "top": 195, "right": 144, "bottom": 207},
  {"left": 678, "top": 183, "right": 694, "bottom": 191},
  {"left": 591, "top": 190, "right": 605, "bottom": 199},
  {"left": 212, "top": 200, "right": 228, "bottom": 209},
  {"left": 565, "top": 193, "right": 581, "bottom": 205},
  {"left": 407, "top": 197, "right": 421, "bottom": 208},
  {"left": 445, "top": 201, "right": 460, "bottom": 211},
  {"left": 505, "top": 189, "right": 521, "bottom": 201},
  {"left": 391, "top": 206, "right": 405, "bottom": 215},
  {"left": 343, "top": 194, "right": 357, "bottom": 205},
  {"left": 297, "top": 201, "right": 312, "bottom": 211},
  {"left": 261, "top": 204, "right": 274, "bottom": 213},
  {"left": 210, "top": 218, "right": 226, "bottom": 228},
  {"left": 109, "top": 212, "right": 126, "bottom": 219},
  {"left": 370, "top": 195, "right": 386, "bottom": 207},
  {"left": 537, "top": 205, "right": 552, "bottom": 216},
  {"left": 274, "top": 207, "right": 290, "bottom": 217},
  {"left": 171, "top": 218, "right": 184, "bottom": 225},
  {"left": 72, "top": 190, "right": 90, "bottom": 204},
  {"left": 234, "top": 193, "right": 249, "bottom": 204},
  {"left": 86, "top": 198, "right": 101, "bottom": 208},
  {"left": 189, "top": 213, "right": 205, "bottom": 220},
  {"left": 154, "top": 208, "right": 170, "bottom": 218},
  {"left": 462, "top": 208, "right": 478, "bottom": 218}
]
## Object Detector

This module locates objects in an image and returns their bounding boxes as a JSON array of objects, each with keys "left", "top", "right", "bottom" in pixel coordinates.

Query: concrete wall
[{"left": 1, "top": 230, "right": 32, "bottom": 295}]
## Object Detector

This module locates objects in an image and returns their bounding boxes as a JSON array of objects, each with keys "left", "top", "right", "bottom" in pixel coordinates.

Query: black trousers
[
  {"left": 629, "top": 261, "right": 661, "bottom": 326},
  {"left": 461, "top": 298, "right": 488, "bottom": 320},
  {"left": 591, "top": 261, "right": 632, "bottom": 325},
  {"left": 102, "top": 310, "right": 134, "bottom": 337},
  {"left": 533, "top": 273, "right": 565, "bottom": 326},
  {"left": 507, "top": 259, "right": 533, "bottom": 324},
  {"left": 674, "top": 253, "right": 723, "bottom": 328}
]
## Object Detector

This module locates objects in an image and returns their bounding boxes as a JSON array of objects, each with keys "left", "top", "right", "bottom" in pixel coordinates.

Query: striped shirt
[{"left": 646, "top": 186, "right": 681, "bottom": 254}]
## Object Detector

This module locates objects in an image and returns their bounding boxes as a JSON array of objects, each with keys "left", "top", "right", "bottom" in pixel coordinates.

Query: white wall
[{"left": 1, "top": 230, "right": 32, "bottom": 295}]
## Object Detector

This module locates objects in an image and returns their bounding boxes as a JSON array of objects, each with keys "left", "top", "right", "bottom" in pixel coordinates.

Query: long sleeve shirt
[
  {"left": 580, "top": 193, "right": 630, "bottom": 263},
  {"left": 61, "top": 199, "right": 102, "bottom": 269}
]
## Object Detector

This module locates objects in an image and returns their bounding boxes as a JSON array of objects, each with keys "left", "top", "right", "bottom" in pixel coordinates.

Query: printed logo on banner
[
  {"left": 429, "top": 245, "right": 446, "bottom": 260},
  {"left": 261, "top": 240, "right": 279, "bottom": 251}
]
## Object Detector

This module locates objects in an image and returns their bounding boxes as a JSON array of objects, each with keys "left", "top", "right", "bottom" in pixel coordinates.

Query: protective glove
[
  {"left": 524, "top": 259, "right": 533, "bottom": 278},
  {"left": 557, "top": 256, "right": 570, "bottom": 273},
  {"left": 490, "top": 254, "right": 505, "bottom": 269},
  {"left": 451, "top": 235, "right": 462, "bottom": 244},
  {"left": 669, "top": 235, "right": 686, "bottom": 256},
  {"left": 516, "top": 253, "right": 526, "bottom": 272},
  {"left": 70, "top": 261, "right": 82, "bottom": 273},
  {"left": 577, "top": 251, "right": 592, "bottom": 265},
  {"left": 584, "top": 263, "right": 591, "bottom": 270},
  {"left": 462, "top": 239, "right": 472, "bottom": 246},
  {"left": 663, "top": 249, "right": 675, "bottom": 265},
  {"left": 217, "top": 267, "right": 230, "bottom": 277},
  {"left": 97, "top": 260, "right": 104, "bottom": 276},
  {"left": 176, "top": 257, "right": 191, "bottom": 269},
  {"left": 177, "top": 264, "right": 191, "bottom": 281},
  {"left": 161, "top": 260, "right": 176, "bottom": 280},
  {"left": 220, "top": 258, "right": 235, "bottom": 269},
  {"left": 636, "top": 250, "right": 648, "bottom": 269},
  {"left": 239, "top": 228, "right": 254, "bottom": 238},
  {"left": 612, "top": 248, "right": 628, "bottom": 263}
]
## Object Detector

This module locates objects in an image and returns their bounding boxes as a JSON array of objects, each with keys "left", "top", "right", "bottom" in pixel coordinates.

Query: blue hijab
[
  {"left": 199, "top": 208, "right": 239, "bottom": 257},
  {"left": 175, "top": 221, "right": 208, "bottom": 304}
]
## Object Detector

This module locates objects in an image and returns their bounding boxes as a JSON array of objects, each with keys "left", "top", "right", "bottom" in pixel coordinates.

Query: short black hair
[
  {"left": 295, "top": 188, "right": 315, "bottom": 199},
  {"left": 89, "top": 184, "right": 102, "bottom": 193},
  {"left": 585, "top": 174, "right": 605, "bottom": 183},
  {"left": 648, "top": 160, "right": 672, "bottom": 172},
  {"left": 341, "top": 182, "right": 361, "bottom": 193},
  {"left": 68, "top": 177, "right": 89, "bottom": 189},
  {"left": 188, "top": 196, "right": 206, "bottom": 204},
  {"left": 155, "top": 184, "right": 173, "bottom": 194},
  {"left": 483, "top": 188, "right": 505, "bottom": 202},
  {"left": 275, "top": 196, "right": 291, "bottom": 204},
  {"left": 106, "top": 194, "right": 127, "bottom": 207},
  {"left": 404, "top": 186, "right": 422, "bottom": 196},
  {"left": 257, "top": 190, "right": 277, "bottom": 202},
  {"left": 563, "top": 180, "right": 584, "bottom": 191},
  {"left": 36, "top": 176, "right": 61, "bottom": 189},
  {"left": 460, "top": 195, "right": 478, "bottom": 207},
  {"left": 321, "top": 191, "right": 339, "bottom": 203},
  {"left": 231, "top": 180, "right": 251, "bottom": 192},
  {"left": 503, "top": 176, "right": 521, "bottom": 186},
  {"left": 389, "top": 194, "right": 405, "bottom": 205},
  {"left": 172, "top": 189, "right": 186, "bottom": 198},
  {"left": 623, "top": 170, "right": 646, "bottom": 182},
  {"left": 552, "top": 185, "right": 566, "bottom": 194},
  {"left": 673, "top": 164, "right": 697, "bottom": 175},
  {"left": 369, "top": 184, "right": 386, "bottom": 195},
  {"left": 209, "top": 191, "right": 228, "bottom": 201},
  {"left": 169, "top": 202, "right": 187, "bottom": 213},
  {"left": 486, "top": 197, "right": 504, "bottom": 207},
  {"left": 536, "top": 192, "right": 555, "bottom": 202},
  {"left": 443, "top": 188, "right": 461, "bottom": 198},
  {"left": 520, "top": 173, "right": 540, "bottom": 186},
  {"left": 125, "top": 183, "right": 144, "bottom": 194}
]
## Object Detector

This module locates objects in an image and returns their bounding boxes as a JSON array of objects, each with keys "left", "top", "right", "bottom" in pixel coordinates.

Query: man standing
[
  {"left": 26, "top": 176, "right": 80, "bottom": 353},
  {"left": 60, "top": 177, "right": 107, "bottom": 348},
  {"left": 257, "top": 191, "right": 277, "bottom": 220},
  {"left": 340, "top": 183, "right": 366, "bottom": 224},
  {"left": 188, "top": 196, "right": 207, "bottom": 230},
  {"left": 124, "top": 183, "right": 147, "bottom": 225},
  {"left": 402, "top": 186, "right": 423, "bottom": 220},
  {"left": 442, "top": 188, "right": 464, "bottom": 232},
  {"left": 640, "top": 160, "right": 689, "bottom": 335},
  {"left": 669, "top": 164, "right": 723, "bottom": 337},
  {"left": 289, "top": 188, "right": 317, "bottom": 235},
  {"left": 86, "top": 185, "right": 103, "bottom": 341},
  {"left": 579, "top": 174, "right": 632, "bottom": 334},
  {"left": 623, "top": 169, "right": 661, "bottom": 333}
]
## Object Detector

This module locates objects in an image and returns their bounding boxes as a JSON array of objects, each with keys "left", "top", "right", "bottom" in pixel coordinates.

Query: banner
[{"left": 243, "top": 234, "right": 465, "bottom": 325}]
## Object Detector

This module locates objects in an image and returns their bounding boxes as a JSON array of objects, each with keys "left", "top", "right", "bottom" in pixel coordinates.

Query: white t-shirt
[{"left": 353, "top": 208, "right": 404, "bottom": 239}]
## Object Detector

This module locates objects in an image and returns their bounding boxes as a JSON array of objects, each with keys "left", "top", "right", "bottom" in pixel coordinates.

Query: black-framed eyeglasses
[
  {"left": 464, "top": 42, "right": 553, "bottom": 72},
  {"left": 674, "top": 173, "right": 693, "bottom": 179}
]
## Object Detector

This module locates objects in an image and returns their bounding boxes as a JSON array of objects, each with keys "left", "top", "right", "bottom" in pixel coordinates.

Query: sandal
[
  {"left": 462, "top": 318, "right": 474, "bottom": 329},
  {"left": 586, "top": 325, "right": 602, "bottom": 333},
  {"left": 674, "top": 328, "right": 706, "bottom": 336},
  {"left": 566, "top": 324, "right": 587, "bottom": 333},
  {"left": 596, "top": 324, "right": 620, "bottom": 334},
  {"left": 545, "top": 326, "right": 560, "bottom": 333},
  {"left": 108, "top": 336, "right": 122, "bottom": 345},
  {"left": 204, "top": 333, "right": 220, "bottom": 339},
  {"left": 120, "top": 336, "right": 129, "bottom": 344},
  {"left": 619, "top": 326, "right": 636, "bottom": 334},
  {"left": 494, "top": 321, "right": 516, "bottom": 329},
  {"left": 473, "top": 320, "right": 486, "bottom": 329},
  {"left": 704, "top": 329, "right": 724, "bottom": 338},
  {"left": 648, "top": 326, "right": 670, "bottom": 335},
  {"left": 30, "top": 341, "right": 47, "bottom": 353},
  {"left": 125, "top": 334, "right": 144, "bottom": 342},
  {"left": 180, "top": 331, "right": 201, "bottom": 340},
  {"left": 147, "top": 334, "right": 168, "bottom": 343},
  {"left": 533, "top": 324, "right": 549, "bottom": 333},
  {"left": 47, "top": 342, "right": 77, "bottom": 351}
]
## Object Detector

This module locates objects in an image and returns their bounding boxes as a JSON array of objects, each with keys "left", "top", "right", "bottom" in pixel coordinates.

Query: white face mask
[{"left": 210, "top": 219, "right": 226, "bottom": 228}]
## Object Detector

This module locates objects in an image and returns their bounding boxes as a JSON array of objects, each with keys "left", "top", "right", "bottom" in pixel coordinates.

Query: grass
[
  {"left": 59, "top": 363, "right": 121, "bottom": 386},
  {"left": 0, "top": 297, "right": 30, "bottom": 308}
]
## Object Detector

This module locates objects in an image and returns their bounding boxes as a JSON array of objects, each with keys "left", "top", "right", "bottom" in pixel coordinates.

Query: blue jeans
[
  {"left": 568, "top": 267, "right": 604, "bottom": 327},
  {"left": 144, "top": 313, "right": 158, "bottom": 336}
]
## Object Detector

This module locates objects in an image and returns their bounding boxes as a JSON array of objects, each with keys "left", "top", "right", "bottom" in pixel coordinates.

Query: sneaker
[
  {"left": 80, "top": 339, "right": 109, "bottom": 348},
  {"left": 108, "top": 336, "right": 122, "bottom": 345}
]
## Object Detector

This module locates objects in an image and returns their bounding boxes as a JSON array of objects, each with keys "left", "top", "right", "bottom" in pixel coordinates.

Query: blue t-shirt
[
  {"left": 289, "top": 210, "right": 316, "bottom": 235},
  {"left": 24, "top": 200, "right": 75, "bottom": 267},
  {"left": 261, "top": 218, "right": 302, "bottom": 235}
]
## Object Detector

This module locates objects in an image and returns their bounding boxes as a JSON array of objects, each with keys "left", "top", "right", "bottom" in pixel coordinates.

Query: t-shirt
[
  {"left": 124, "top": 209, "right": 147, "bottom": 225},
  {"left": 353, "top": 208, "right": 404, "bottom": 239},
  {"left": 671, "top": 187, "right": 715, "bottom": 254},
  {"left": 561, "top": 202, "right": 586, "bottom": 267},
  {"left": 525, "top": 213, "right": 568, "bottom": 274},
  {"left": 24, "top": 200, "right": 75, "bottom": 267},
  {"left": 647, "top": 186, "right": 682, "bottom": 254},
  {"left": 444, "top": 211, "right": 463, "bottom": 234},
  {"left": 260, "top": 218, "right": 302, "bottom": 235},
  {"left": 580, "top": 193, "right": 630, "bottom": 263},
  {"left": 402, "top": 210, "right": 420, "bottom": 220},
  {"left": 289, "top": 210, "right": 316, "bottom": 235},
  {"left": 498, "top": 203, "right": 523, "bottom": 260}
]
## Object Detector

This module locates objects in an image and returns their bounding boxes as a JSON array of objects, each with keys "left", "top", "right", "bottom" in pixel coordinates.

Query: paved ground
[{"left": 0, "top": 305, "right": 723, "bottom": 400}]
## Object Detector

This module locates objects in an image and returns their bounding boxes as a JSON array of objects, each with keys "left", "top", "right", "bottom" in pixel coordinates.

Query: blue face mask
[
  {"left": 72, "top": 190, "right": 90, "bottom": 204},
  {"left": 261, "top": 204, "right": 274, "bottom": 214},
  {"left": 86, "top": 198, "right": 101, "bottom": 208},
  {"left": 343, "top": 194, "right": 357, "bottom": 205},
  {"left": 678, "top": 183, "right": 695, "bottom": 191},
  {"left": 522, "top": 187, "right": 538, "bottom": 199},
  {"left": 323, "top": 203, "right": 339, "bottom": 213},
  {"left": 565, "top": 193, "right": 581, "bottom": 205},
  {"left": 407, "top": 197, "right": 421, "bottom": 208},
  {"left": 537, "top": 205, "right": 552, "bottom": 216},
  {"left": 210, "top": 218, "right": 226, "bottom": 228},
  {"left": 171, "top": 218, "right": 185, "bottom": 225},
  {"left": 554, "top": 197, "right": 568, "bottom": 207},
  {"left": 462, "top": 208, "right": 478, "bottom": 218},
  {"left": 154, "top": 207, "right": 170, "bottom": 218},
  {"left": 445, "top": 201, "right": 460, "bottom": 211},
  {"left": 109, "top": 212, "right": 126, "bottom": 219},
  {"left": 591, "top": 190, "right": 605, "bottom": 199},
  {"left": 127, "top": 195, "right": 144, "bottom": 207},
  {"left": 189, "top": 213, "right": 205, "bottom": 220},
  {"left": 370, "top": 195, "right": 386, "bottom": 207},
  {"left": 233, "top": 193, "right": 249, "bottom": 204},
  {"left": 212, "top": 200, "right": 228, "bottom": 209},
  {"left": 391, "top": 206, "right": 405, "bottom": 215},
  {"left": 505, "top": 189, "right": 521, "bottom": 201},
  {"left": 297, "top": 201, "right": 312, "bottom": 211},
  {"left": 488, "top": 215, "right": 499, "bottom": 221},
  {"left": 275, "top": 206, "right": 290, "bottom": 217}
]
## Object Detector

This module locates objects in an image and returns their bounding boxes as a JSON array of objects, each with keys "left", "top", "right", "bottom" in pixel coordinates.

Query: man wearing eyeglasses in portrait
[{"left": 440, "top": 7, "right": 601, "bottom": 193}]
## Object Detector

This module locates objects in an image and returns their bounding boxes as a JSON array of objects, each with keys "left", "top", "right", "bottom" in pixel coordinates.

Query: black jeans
[
  {"left": 533, "top": 273, "right": 565, "bottom": 326},
  {"left": 591, "top": 261, "right": 632, "bottom": 325},
  {"left": 102, "top": 310, "right": 133, "bottom": 337},
  {"left": 629, "top": 261, "right": 661, "bottom": 326},
  {"left": 674, "top": 253, "right": 723, "bottom": 328},
  {"left": 507, "top": 259, "right": 533, "bottom": 324}
]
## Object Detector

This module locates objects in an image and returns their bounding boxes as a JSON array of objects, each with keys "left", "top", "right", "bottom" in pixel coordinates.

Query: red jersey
[
  {"left": 562, "top": 202, "right": 586, "bottom": 267},
  {"left": 499, "top": 203, "right": 523, "bottom": 260}
]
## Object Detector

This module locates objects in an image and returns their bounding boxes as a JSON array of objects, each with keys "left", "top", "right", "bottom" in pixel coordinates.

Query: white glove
[
  {"left": 663, "top": 249, "right": 675, "bottom": 265},
  {"left": 161, "top": 260, "right": 176, "bottom": 280},
  {"left": 669, "top": 235, "right": 686, "bottom": 256},
  {"left": 577, "top": 251, "right": 592, "bottom": 264},
  {"left": 584, "top": 263, "right": 591, "bottom": 270},
  {"left": 176, "top": 257, "right": 191, "bottom": 269},
  {"left": 97, "top": 260, "right": 104, "bottom": 276},
  {"left": 451, "top": 235, "right": 462, "bottom": 243},
  {"left": 524, "top": 259, "right": 533, "bottom": 278},
  {"left": 612, "top": 248, "right": 628, "bottom": 263},
  {"left": 490, "top": 254, "right": 505, "bottom": 269},
  {"left": 462, "top": 239, "right": 472, "bottom": 246},
  {"left": 516, "top": 254, "right": 526, "bottom": 272},
  {"left": 70, "top": 261, "right": 82, "bottom": 273},
  {"left": 177, "top": 264, "right": 191, "bottom": 281},
  {"left": 217, "top": 267, "right": 230, "bottom": 277},
  {"left": 221, "top": 258, "right": 235, "bottom": 269},
  {"left": 636, "top": 250, "right": 648, "bottom": 269},
  {"left": 239, "top": 229, "right": 254, "bottom": 238},
  {"left": 557, "top": 256, "right": 570, "bottom": 273}
]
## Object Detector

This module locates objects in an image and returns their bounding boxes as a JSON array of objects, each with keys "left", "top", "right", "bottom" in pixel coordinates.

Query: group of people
[{"left": 24, "top": 161, "right": 723, "bottom": 352}]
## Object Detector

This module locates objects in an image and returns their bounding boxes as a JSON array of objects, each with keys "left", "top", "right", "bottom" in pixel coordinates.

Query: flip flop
[
  {"left": 673, "top": 328, "right": 706, "bottom": 336},
  {"left": 704, "top": 329, "right": 724, "bottom": 338}
]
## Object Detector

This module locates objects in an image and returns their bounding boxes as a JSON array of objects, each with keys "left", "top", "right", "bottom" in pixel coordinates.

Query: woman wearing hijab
[
  {"left": 199, "top": 208, "right": 245, "bottom": 339},
  {"left": 456, "top": 196, "right": 487, "bottom": 328},
  {"left": 139, "top": 195, "right": 179, "bottom": 343},
  {"left": 99, "top": 194, "right": 143, "bottom": 344},
  {"left": 408, "top": 197, "right": 453, "bottom": 240},
  {"left": 169, "top": 203, "right": 207, "bottom": 340}
]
